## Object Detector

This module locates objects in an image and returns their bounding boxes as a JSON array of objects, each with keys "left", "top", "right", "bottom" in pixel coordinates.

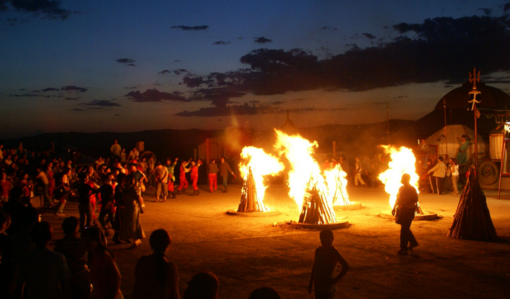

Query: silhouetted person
[
  {"left": 392, "top": 173, "right": 419, "bottom": 255},
  {"left": 249, "top": 287, "right": 280, "bottom": 299},
  {"left": 82, "top": 227, "right": 123, "bottom": 299},
  {"left": 183, "top": 272, "right": 219, "bottom": 299},
  {"left": 0, "top": 211, "right": 14, "bottom": 298},
  {"left": 133, "top": 229, "right": 179, "bottom": 299},
  {"left": 427, "top": 156, "right": 447, "bottom": 195},
  {"left": 54, "top": 217, "right": 90, "bottom": 299},
  {"left": 14, "top": 221, "right": 72, "bottom": 299},
  {"left": 308, "top": 230, "right": 349, "bottom": 299}
]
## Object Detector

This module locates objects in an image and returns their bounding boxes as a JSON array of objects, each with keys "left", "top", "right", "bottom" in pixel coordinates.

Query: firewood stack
[
  {"left": 447, "top": 169, "right": 497, "bottom": 241},
  {"left": 237, "top": 168, "right": 263, "bottom": 212},
  {"left": 299, "top": 186, "right": 337, "bottom": 224}
]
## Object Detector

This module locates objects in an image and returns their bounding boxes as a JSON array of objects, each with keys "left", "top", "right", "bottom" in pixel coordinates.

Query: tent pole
[{"left": 444, "top": 98, "right": 447, "bottom": 160}]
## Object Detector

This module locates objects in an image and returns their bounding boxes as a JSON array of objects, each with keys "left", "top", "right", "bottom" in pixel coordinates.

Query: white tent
[{"left": 425, "top": 125, "right": 486, "bottom": 161}]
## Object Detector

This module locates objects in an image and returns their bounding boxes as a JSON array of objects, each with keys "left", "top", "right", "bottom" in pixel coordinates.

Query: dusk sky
[{"left": 2, "top": 0, "right": 510, "bottom": 139}]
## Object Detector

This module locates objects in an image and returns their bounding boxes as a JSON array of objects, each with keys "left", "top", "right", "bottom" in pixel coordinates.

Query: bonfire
[
  {"left": 237, "top": 146, "right": 284, "bottom": 212},
  {"left": 378, "top": 146, "right": 423, "bottom": 213},
  {"left": 274, "top": 130, "right": 345, "bottom": 224}
]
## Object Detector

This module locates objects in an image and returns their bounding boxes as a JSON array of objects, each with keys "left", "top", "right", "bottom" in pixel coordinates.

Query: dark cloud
[
  {"left": 64, "top": 97, "right": 79, "bottom": 101},
  {"left": 61, "top": 86, "right": 87, "bottom": 92},
  {"left": 254, "top": 36, "right": 272, "bottom": 44},
  {"left": 505, "top": 3, "right": 510, "bottom": 12},
  {"left": 362, "top": 33, "right": 376, "bottom": 39},
  {"left": 82, "top": 100, "right": 120, "bottom": 107},
  {"left": 213, "top": 40, "right": 230, "bottom": 45},
  {"left": 175, "top": 104, "right": 344, "bottom": 117},
  {"left": 127, "top": 63, "right": 136, "bottom": 67},
  {"left": 72, "top": 108, "right": 84, "bottom": 112},
  {"left": 41, "top": 87, "right": 59, "bottom": 92},
  {"left": 116, "top": 58, "right": 135, "bottom": 64},
  {"left": 321, "top": 26, "right": 337, "bottom": 31},
  {"left": 1, "top": 0, "right": 75, "bottom": 20},
  {"left": 179, "top": 14, "right": 510, "bottom": 105},
  {"left": 477, "top": 8, "right": 492, "bottom": 16},
  {"left": 10, "top": 93, "right": 50, "bottom": 98},
  {"left": 170, "top": 25, "right": 208, "bottom": 31},
  {"left": 159, "top": 68, "right": 187, "bottom": 75},
  {"left": 124, "top": 86, "right": 137, "bottom": 90},
  {"left": 125, "top": 88, "right": 187, "bottom": 102}
]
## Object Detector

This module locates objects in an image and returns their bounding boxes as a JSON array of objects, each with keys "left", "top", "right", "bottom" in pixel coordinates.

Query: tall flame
[
  {"left": 324, "top": 165, "right": 350, "bottom": 206},
  {"left": 274, "top": 130, "right": 347, "bottom": 223},
  {"left": 239, "top": 146, "right": 284, "bottom": 211},
  {"left": 378, "top": 146, "right": 420, "bottom": 208}
]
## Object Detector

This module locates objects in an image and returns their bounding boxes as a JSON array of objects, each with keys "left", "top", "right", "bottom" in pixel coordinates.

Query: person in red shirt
[
  {"left": 177, "top": 159, "right": 192, "bottom": 195},
  {"left": 190, "top": 160, "right": 202, "bottom": 196}
]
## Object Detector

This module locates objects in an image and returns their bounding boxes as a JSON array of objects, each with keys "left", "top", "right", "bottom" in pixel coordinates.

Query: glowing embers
[
  {"left": 237, "top": 146, "right": 283, "bottom": 213},
  {"left": 275, "top": 130, "right": 347, "bottom": 225}
]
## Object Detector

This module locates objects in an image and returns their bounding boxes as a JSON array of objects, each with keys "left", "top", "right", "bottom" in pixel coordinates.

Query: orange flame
[
  {"left": 274, "top": 130, "right": 347, "bottom": 222},
  {"left": 377, "top": 146, "right": 420, "bottom": 208},
  {"left": 239, "top": 146, "right": 284, "bottom": 211}
]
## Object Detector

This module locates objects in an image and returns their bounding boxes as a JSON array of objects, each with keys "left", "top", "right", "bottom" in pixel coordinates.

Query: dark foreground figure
[
  {"left": 392, "top": 173, "right": 419, "bottom": 255},
  {"left": 448, "top": 166, "right": 497, "bottom": 241}
]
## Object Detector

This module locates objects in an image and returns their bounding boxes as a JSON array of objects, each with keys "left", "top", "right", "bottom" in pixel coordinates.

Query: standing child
[{"left": 308, "top": 230, "right": 350, "bottom": 299}]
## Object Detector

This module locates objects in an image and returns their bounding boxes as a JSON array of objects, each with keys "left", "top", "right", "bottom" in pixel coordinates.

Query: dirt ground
[{"left": 42, "top": 184, "right": 510, "bottom": 299}]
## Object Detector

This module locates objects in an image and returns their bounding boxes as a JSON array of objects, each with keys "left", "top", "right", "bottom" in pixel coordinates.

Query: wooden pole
[
  {"left": 444, "top": 98, "right": 448, "bottom": 159},
  {"left": 386, "top": 103, "right": 389, "bottom": 144},
  {"left": 474, "top": 105, "right": 478, "bottom": 170}
]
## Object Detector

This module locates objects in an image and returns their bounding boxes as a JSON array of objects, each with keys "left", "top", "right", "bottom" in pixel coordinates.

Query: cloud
[
  {"left": 125, "top": 88, "right": 187, "bottom": 102},
  {"left": 64, "top": 97, "right": 79, "bottom": 100},
  {"left": 124, "top": 86, "right": 137, "bottom": 90},
  {"left": 159, "top": 68, "right": 187, "bottom": 75},
  {"left": 170, "top": 25, "right": 208, "bottom": 31},
  {"left": 254, "top": 36, "right": 272, "bottom": 44},
  {"left": 72, "top": 108, "right": 85, "bottom": 112},
  {"left": 10, "top": 93, "right": 50, "bottom": 98},
  {"left": 41, "top": 87, "right": 59, "bottom": 92},
  {"left": 179, "top": 13, "right": 510, "bottom": 106},
  {"left": 82, "top": 100, "right": 120, "bottom": 107},
  {"left": 175, "top": 104, "right": 344, "bottom": 117},
  {"left": 362, "top": 33, "right": 376, "bottom": 39},
  {"left": 61, "top": 86, "right": 87, "bottom": 92},
  {"left": 505, "top": 3, "right": 510, "bottom": 12},
  {"left": 116, "top": 58, "right": 135, "bottom": 65},
  {"left": 321, "top": 26, "right": 337, "bottom": 31},
  {"left": 1, "top": 0, "right": 75, "bottom": 20},
  {"left": 213, "top": 40, "right": 230, "bottom": 45}
]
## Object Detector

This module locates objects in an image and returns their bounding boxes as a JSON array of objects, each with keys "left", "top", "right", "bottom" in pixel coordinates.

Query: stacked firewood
[
  {"left": 447, "top": 169, "right": 497, "bottom": 241},
  {"left": 237, "top": 168, "right": 263, "bottom": 212},
  {"left": 299, "top": 186, "right": 337, "bottom": 224}
]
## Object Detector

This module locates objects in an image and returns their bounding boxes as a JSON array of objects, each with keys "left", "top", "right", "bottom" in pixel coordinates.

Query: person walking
[
  {"left": 208, "top": 159, "right": 219, "bottom": 193},
  {"left": 449, "top": 158, "right": 459, "bottom": 195},
  {"left": 190, "top": 160, "right": 202, "bottom": 196},
  {"left": 36, "top": 166, "right": 53, "bottom": 207},
  {"left": 119, "top": 174, "right": 145, "bottom": 247},
  {"left": 354, "top": 156, "right": 366, "bottom": 187},
  {"left": 427, "top": 156, "right": 447, "bottom": 195},
  {"left": 392, "top": 173, "right": 419, "bottom": 255},
  {"left": 219, "top": 157, "right": 235, "bottom": 193},
  {"left": 177, "top": 159, "right": 192, "bottom": 195},
  {"left": 155, "top": 161, "right": 169, "bottom": 202}
]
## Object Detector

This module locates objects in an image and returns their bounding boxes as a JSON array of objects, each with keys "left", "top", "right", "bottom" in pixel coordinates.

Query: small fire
[
  {"left": 274, "top": 130, "right": 344, "bottom": 224},
  {"left": 238, "top": 146, "right": 284, "bottom": 212},
  {"left": 378, "top": 146, "right": 420, "bottom": 208}
]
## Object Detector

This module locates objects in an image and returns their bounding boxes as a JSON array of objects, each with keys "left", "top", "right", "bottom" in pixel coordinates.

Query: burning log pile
[
  {"left": 447, "top": 168, "right": 497, "bottom": 241},
  {"left": 238, "top": 168, "right": 263, "bottom": 212},
  {"left": 299, "top": 185, "right": 337, "bottom": 224},
  {"left": 275, "top": 130, "right": 342, "bottom": 225},
  {"left": 236, "top": 146, "right": 283, "bottom": 213}
]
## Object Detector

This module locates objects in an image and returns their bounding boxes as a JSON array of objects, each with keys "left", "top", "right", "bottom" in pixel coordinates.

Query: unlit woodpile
[
  {"left": 447, "top": 171, "right": 497, "bottom": 241},
  {"left": 299, "top": 187, "right": 337, "bottom": 224},
  {"left": 237, "top": 168, "right": 261, "bottom": 212}
]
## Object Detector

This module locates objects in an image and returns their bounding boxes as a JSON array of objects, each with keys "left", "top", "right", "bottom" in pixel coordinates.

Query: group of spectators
[{"left": 0, "top": 204, "right": 348, "bottom": 299}]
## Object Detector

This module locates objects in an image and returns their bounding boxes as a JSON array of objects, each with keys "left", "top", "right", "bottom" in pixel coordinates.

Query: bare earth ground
[{"left": 41, "top": 184, "right": 510, "bottom": 299}]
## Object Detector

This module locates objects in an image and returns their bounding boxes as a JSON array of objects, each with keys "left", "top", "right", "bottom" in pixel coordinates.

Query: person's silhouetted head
[
  {"left": 183, "top": 272, "right": 219, "bottom": 299},
  {"left": 62, "top": 216, "right": 79, "bottom": 237},
  {"left": 31, "top": 221, "right": 52, "bottom": 248},
  {"left": 82, "top": 227, "right": 107, "bottom": 250},
  {"left": 401, "top": 173, "right": 411, "bottom": 185},
  {"left": 438, "top": 156, "right": 444, "bottom": 162},
  {"left": 249, "top": 287, "right": 280, "bottom": 299},
  {"left": 320, "top": 229, "right": 334, "bottom": 248},
  {"left": 150, "top": 229, "right": 171, "bottom": 254}
]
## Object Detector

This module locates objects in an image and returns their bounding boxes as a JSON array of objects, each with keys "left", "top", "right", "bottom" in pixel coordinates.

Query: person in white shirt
[
  {"left": 110, "top": 140, "right": 121, "bottom": 161},
  {"left": 427, "top": 156, "right": 447, "bottom": 195},
  {"left": 448, "top": 158, "right": 459, "bottom": 195}
]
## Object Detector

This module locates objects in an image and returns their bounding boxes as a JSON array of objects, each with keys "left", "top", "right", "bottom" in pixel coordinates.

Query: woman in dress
[{"left": 119, "top": 174, "right": 145, "bottom": 247}]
